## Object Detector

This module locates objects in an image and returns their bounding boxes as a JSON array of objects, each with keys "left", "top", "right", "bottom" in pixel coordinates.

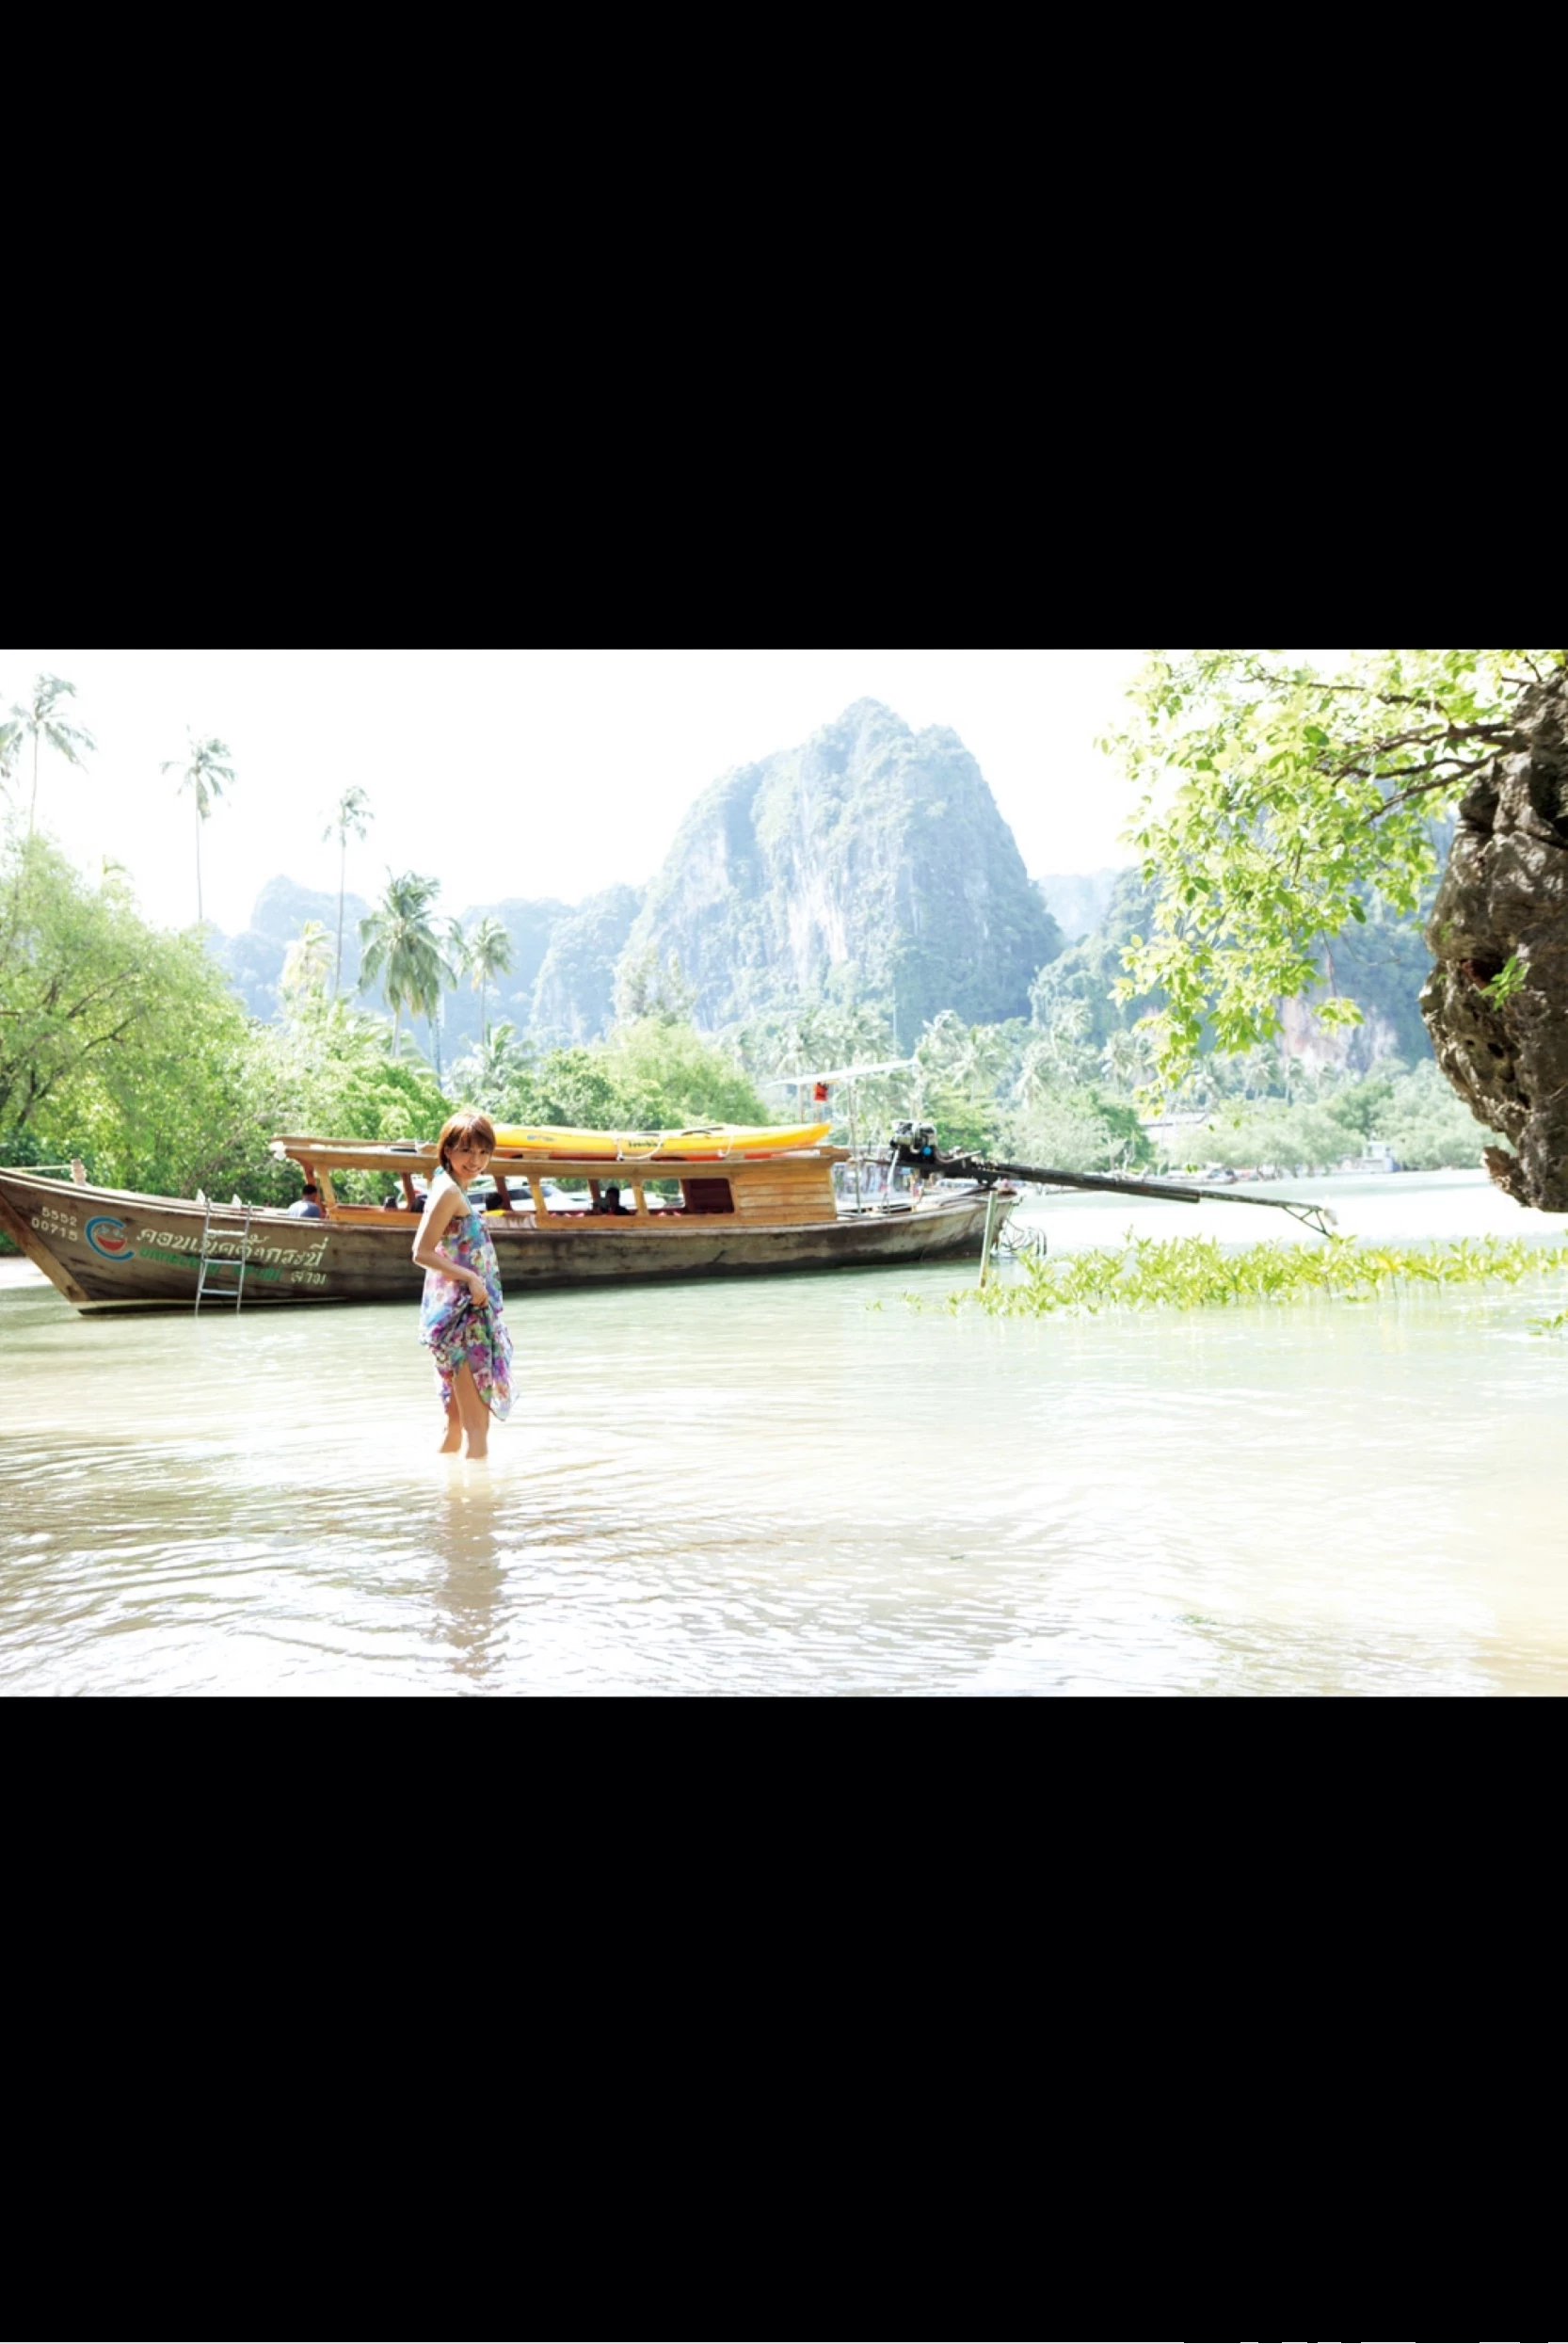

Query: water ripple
[{"left": 5, "top": 1177, "right": 1568, "bottom": 1694}]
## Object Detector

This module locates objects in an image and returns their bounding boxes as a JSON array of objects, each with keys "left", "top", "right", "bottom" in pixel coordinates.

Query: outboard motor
[{"left": 889, "top": 1121, "right": 941, "bottom": 1174}]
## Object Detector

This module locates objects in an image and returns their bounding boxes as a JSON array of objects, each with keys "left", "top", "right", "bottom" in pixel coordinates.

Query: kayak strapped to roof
[{"left": 486, "top": 1122, "right": 832, "bottom": 1163}]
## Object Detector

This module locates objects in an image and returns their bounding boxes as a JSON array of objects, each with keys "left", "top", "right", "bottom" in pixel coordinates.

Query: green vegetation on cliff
[{"left": 623, "top": 700, "right": 1061, "bottom": 1042}]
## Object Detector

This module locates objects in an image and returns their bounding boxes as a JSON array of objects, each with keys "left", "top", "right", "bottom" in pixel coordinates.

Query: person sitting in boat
[
  {"left": 597, "top": 1182, "right": 632, "bottom": 1214},
  {"left": 288, "top": 1182, "right": 325, "bottom": 1219}
]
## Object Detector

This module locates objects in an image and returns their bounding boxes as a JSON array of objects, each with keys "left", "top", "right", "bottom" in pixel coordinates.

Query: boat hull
[{"left": 0, "top": 1170, "right": 1013, "bottom": 1312}]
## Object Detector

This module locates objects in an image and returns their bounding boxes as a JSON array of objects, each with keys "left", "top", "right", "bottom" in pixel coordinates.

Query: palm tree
[
  {"left": 281, "top": 919, "right": 334, "bottom": 996},
  {"left": 449, "top": 1019, "right": 534, "bottom": 1113},
  {"left": 466, "top": 915, "right": 514, "bottom": 1047},
  {"left": 322, "top": 785, "right": 373, "bottom": 998},
  {"left": 0, "top": 711, "right": 23, "bottom": 795},
  {"left": 358, "top": 872, "right": 446, "bottom": 1059},
  {"left": 17, "top": 676, "right": 95, "bottom": 838},
  {"left": 1098, "top": 1027, "right": 1153, "bottom": 1095},
  {"left": 162, "top": 734, "right": 236, "bottom": 927},
  {"left": 434, "top": 918, "right": 471, "bottom": 1085},
  {"left": 1025, "top": 997, "right": 1093, "bottom": 1086}
]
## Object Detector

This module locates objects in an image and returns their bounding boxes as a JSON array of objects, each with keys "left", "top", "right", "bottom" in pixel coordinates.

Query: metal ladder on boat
[{"left": 194, "top": 1199, "right": 255, "bottom": 1315}]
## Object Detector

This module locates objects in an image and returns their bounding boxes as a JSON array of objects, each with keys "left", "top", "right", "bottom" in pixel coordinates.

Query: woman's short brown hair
[{"left": 437, "top": 1111, "right": 496, "bottom": 1172}]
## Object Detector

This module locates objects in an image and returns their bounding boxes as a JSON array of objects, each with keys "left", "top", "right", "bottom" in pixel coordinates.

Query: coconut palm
[
  {"left": 429, "top": 918, "right": 472, "bottom": 1084},
  {"left": 281, "top": 919, "right": 334, "bottom": 997},
  {"left": 358, "top": 872, "right": 446, "bottom": 1059},
  {"left": 0, "top": 712, "right": 23, "bottom": 795},
  {"left": 322, "top": 785, "right": 373, "bottom": 998},
  {"left": 917, "top": 1011, "right": 1012, "bottom": 1092},
  {"left": 466, "top": 915, "right": 514, "bottom": 1047},
  {"left": 441, "top": 917, "right": 470, "bottom": 1009},
  {"left": 16, "top": 676, "right": 95, "bottom": 838},
  {"left": 1022, "top": 997, "right": 1093, "bottom": 1088},
  {"left": 161, "top": 734, "right": 235, "bottom": 927},
  {"left": 449, "top": 1019, "right": 535, "bottom": 1115},
  {"left": 1098, "top": 1026, "right": 1154, "bottom": 1095}
]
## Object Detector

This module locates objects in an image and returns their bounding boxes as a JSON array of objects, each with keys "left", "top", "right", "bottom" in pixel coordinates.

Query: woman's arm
[{"left": 411, "top": 1186, "right": 487, "bottom": 1298}]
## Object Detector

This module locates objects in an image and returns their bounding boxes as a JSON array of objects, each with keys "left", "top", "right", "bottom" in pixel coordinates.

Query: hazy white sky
[{"left": 1, "top": 648, "right": 1148, "bottom": 934}]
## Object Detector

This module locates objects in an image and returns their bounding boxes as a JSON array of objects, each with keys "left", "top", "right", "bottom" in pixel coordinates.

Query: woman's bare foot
[{"left": 439, "top": 1403, "right": 462, "bottom": 1454}]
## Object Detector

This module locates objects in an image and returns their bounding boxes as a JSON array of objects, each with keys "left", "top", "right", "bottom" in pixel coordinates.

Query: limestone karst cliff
[
  {"left": 214, "top": 875, "right": 371, "bottom": 1021},
  {"left": 1422, "top": 666, "right": 1568, "bottom": 1210},
  {"left": 529, "top": 883, "right": 644, "bottom": 1044},
  {"left": 618, "top": 700, "right": 1061, "bottom": 1042},
  {"left": 213, "top": 703, "right": 1063, "bottom": 1048}
]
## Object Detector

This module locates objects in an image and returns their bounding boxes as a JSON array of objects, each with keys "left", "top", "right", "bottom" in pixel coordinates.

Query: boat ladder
[{"left": 195, "top": 1200, "right": 255, "bottom": 1316}]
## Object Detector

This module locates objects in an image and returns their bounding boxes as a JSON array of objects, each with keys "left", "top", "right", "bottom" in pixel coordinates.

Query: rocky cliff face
[
  {"left": 447, "top": 897, "right": 567, "bottom": 1051},
  {"left": 212, "top": 704, "right": 1064, "bottom": 1048},
  {"left": 529, "top": 883, "right": 644, "bottom": 1043},
  {"left": 1035, "top": 867, "right": 1124, "bottom": 946},
  {"left": 1422, "top": 669, "right": 1568, "bottom": 1209},
  {"left": 619, "top": 700, "right": 1060, "bottom": 1042},
  {"left": 1280, "top": 887, "right": 1440, "bottom": 1075},
  {"left": 213, "top": 875, "right": 372, "bottom": 1019}
]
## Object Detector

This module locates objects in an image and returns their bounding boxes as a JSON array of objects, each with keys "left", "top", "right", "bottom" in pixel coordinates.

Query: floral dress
[{"left": 420, "top": 1171, "right": 514, "bottom": 1421}]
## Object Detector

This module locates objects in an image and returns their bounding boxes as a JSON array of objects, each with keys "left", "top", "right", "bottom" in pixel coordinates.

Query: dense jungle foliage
[
  {"left": 0, "top": 806, "right": 1503, "bottom": 1260},
  {"left": 6, "top": 647, "right": 1528, "bottom": 1255}
]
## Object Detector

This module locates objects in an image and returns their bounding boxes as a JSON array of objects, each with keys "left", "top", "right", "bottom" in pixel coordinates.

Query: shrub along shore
[{"left": 922, "top": 1234, "right": 1568, "bottom": 1318}]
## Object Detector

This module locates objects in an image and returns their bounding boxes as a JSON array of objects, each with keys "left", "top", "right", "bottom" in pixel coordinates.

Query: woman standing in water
[{"left": 413, "top": 1112, "right": 513, "bottom": 1459}]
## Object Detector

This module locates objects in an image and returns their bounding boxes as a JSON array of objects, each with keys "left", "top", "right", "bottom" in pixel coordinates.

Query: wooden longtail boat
[{"left": 0, "top": 1126, "right": 1016, "bottom": 1312}]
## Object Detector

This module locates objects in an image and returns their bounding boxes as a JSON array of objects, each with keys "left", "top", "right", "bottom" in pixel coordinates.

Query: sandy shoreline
[{"left": 0, "top": 1257, "right": 48, "bottom": 1287}]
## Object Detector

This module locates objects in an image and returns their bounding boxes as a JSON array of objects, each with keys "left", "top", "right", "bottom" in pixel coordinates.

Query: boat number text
[{"left": 31, "top": 1204, "right": 80, "bottom": 1244}]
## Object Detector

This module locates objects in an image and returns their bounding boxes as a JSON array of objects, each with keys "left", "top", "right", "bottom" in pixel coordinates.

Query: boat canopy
[{"left": 270, "top": 1125, "right": 844, "bottom": 1178}]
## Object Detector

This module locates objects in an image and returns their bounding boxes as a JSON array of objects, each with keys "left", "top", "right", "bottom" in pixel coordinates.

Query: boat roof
[{"left": 270, "top": 1134, "right": 850, "bottom": 1177}]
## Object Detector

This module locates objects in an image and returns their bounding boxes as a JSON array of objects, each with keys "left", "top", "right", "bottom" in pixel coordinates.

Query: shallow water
[{"left": 4, "top": 1171, "right": 1568, "bottom": 1695}]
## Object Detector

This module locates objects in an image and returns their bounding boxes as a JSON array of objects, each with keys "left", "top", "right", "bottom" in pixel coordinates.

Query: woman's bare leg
[
  {"left": 453, "top": 1358, "right": 489, "bottom": 1460},
  {"left": 439, "top": 1391, "right": 462, "bottom": 1454}
]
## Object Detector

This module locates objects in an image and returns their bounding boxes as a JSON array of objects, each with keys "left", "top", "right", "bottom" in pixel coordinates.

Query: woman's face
[{"left": 448, "top": 1142, "right": 492, "bottom": 1186}]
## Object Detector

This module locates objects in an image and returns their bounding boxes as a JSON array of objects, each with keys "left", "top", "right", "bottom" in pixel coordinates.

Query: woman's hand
[{"left": 465, "top": 1270, "right": 488, "bottom": 1305}]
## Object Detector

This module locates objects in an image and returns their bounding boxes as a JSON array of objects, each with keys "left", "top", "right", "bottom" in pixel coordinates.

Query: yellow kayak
[{"left": 488, "top": 1121, "right": 831, "bottom": 1163}]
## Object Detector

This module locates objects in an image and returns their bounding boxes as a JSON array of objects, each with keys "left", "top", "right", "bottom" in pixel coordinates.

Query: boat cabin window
[
  {"left": 680, "top": 1178, "right": 734, "bottom": 1214},
  {"left": 538, "top": 1178, "right": 595, "bottom": 1215}
]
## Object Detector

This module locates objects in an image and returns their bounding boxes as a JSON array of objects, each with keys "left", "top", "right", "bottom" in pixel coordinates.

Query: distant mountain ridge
[
  {"left": 210, "top": 699, "right": 1438, "bottom": 1083},
  {"left": 1034, "top": 867, "right": 1124, "bottom": 945},
  {"left": 214, "top": 877, "right": 571, "bottom": 1052},
  {"left": 209, "top": 700, "right": 1069, "bottom": 1050}
]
